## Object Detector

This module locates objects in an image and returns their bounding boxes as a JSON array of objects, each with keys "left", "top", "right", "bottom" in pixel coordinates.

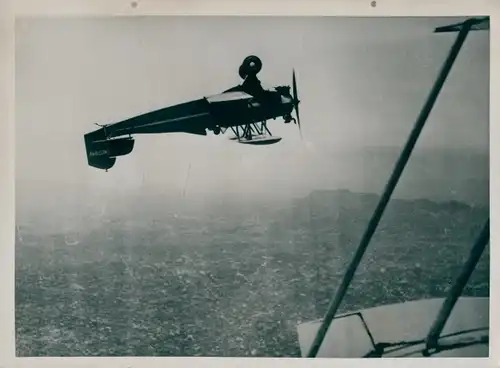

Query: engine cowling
[{"left": 239, "top": 55, "right": 262, "bottom": 79}]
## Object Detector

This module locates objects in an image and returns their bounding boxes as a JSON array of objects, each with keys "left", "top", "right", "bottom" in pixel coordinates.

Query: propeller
[{"left": 292, "top": 69, "right": 301, "bottom": 137}]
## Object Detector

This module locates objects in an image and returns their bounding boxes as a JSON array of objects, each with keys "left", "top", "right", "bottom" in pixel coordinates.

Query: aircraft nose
[{"left": 281, "top": 95, "right": 295, "bottom": 112}]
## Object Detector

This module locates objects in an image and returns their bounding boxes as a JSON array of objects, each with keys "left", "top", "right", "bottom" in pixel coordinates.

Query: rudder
[{"left": 84, "top": 128, "right": 135, "bottom": 170}]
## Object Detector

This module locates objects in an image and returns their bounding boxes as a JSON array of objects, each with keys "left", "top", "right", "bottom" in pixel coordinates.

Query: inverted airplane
[{"left": 84, "top": 55, "right": 301, "bottom": 171}]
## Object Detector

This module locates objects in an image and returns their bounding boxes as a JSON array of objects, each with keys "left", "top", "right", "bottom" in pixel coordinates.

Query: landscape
[
  {"left": 14, "top": 16, "right": 489, "bottom": 358},
  {"left": 15, "top": 147, "right": 489, "bottom": 357}
]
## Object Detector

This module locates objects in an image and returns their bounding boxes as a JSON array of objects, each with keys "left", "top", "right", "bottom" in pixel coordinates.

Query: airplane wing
[
  {"left": 93, "top": 91, "right": 254, "bottom": 138},
  {"left": 206, "top": 90, "right": 252, "bottom": 103},
  {"left": 434, "top": 17, "right": 489, "bottom": 33},
  {"left": 84, "top": 91, "right": 254, "bottom": 170}
]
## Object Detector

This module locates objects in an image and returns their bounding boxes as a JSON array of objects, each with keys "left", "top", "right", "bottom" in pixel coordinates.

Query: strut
[{"left": 306, "top": 17, "right": 488, "bottom": 358}]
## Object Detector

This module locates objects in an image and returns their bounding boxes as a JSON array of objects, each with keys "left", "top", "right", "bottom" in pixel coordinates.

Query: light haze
[{"left": 15, "top": 16, "right": 489, "bottom": 214}]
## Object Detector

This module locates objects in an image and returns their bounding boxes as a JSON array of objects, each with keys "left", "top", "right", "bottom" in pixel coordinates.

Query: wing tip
[{"left": 434, "top": 16, "right": 489, "bottom": 33}]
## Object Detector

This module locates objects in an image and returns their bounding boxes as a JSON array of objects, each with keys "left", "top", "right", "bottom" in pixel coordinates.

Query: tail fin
[{"left": 84, "top": 128, "right": 134, "bottom": 171}]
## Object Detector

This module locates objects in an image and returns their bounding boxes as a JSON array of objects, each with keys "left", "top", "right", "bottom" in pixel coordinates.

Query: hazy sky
[{"left": 15, "top": 16, "right": 489, "bottom": 204}]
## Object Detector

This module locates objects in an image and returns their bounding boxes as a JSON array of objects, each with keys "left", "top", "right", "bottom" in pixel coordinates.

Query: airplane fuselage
[
  {"left": 84, "top": 55, "right": 300, "bottom": 170},
  {"left": 209, "top": 89, "right": 295, "bottom": 130}
]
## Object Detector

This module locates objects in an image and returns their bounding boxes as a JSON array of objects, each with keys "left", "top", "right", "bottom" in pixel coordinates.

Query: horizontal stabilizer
[{"left": 84, "top": 128, "right": 135, "bottom": 170}]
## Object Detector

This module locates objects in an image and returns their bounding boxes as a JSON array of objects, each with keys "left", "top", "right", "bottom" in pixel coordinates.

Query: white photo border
[{"left": 1, "top": 0, "right": 497, "bottom": 367}]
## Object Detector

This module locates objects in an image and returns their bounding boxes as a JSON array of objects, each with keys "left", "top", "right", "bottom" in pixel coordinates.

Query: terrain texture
[{"left": 15, "top": 189, "right": 489, "bottom": 356}]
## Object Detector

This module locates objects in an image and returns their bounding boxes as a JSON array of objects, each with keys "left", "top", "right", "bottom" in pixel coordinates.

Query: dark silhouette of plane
[{"left": 84, "top": 55, "right": 301, "bottom": 171}]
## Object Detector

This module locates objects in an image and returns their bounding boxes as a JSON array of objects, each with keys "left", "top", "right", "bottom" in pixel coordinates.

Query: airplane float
[{"left": 84, "top": 55, "right": 301, "bottom": 171}]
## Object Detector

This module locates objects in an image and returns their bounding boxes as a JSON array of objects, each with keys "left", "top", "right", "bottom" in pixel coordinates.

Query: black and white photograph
[{"left": 14, "top": 15, "right": 490, "bottom": 358}]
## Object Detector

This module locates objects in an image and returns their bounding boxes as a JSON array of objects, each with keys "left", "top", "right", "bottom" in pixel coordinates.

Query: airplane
[
  {"left": 296, "top": 16, "right": 490, "bottom": 358},
  {"left": 83, "top": 55, "right": 301, "bottom": 171},
  {"left": 78, "top": 16, "right": 490, "bottom": 359}
]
